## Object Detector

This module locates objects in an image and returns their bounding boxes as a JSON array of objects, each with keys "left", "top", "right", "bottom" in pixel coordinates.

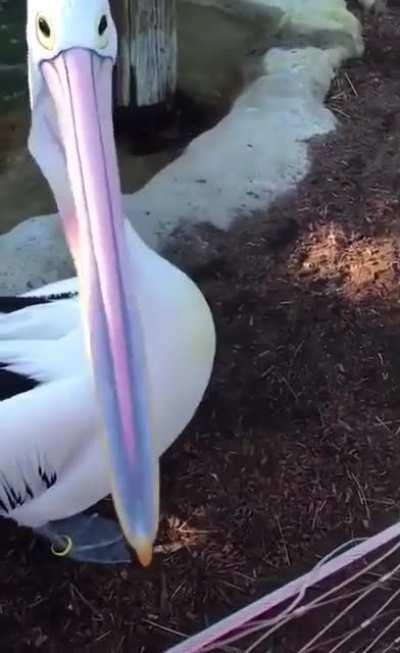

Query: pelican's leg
[{"left": 36, "top": 513, "right": 131, "bottom": 564}]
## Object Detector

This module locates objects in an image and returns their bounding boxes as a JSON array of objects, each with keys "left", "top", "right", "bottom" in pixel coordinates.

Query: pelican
[{"left": 0, "top": 0, "right": 215, "bottom": 566}]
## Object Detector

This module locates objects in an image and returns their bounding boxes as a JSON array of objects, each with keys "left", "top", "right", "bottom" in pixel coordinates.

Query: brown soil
[{"left": 2, "top": 3, "right": 400, "bottom": 652}]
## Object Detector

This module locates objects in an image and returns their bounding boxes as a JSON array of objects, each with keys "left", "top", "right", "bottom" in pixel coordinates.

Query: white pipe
[{"left": 166, "top": 521, "right": 400, "bottom": 652}]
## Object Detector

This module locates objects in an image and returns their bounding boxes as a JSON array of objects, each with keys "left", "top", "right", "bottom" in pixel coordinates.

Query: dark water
[
  {"left": 0, "top": 0, "right": 26, "bottom": 63},
  {"left": 0, "top": 0, "right": 27, "bottom": 110}
]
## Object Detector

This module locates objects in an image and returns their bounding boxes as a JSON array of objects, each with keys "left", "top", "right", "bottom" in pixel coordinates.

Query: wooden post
[
  {"left": 134, "top": 0, "right": 177, "bottom": 108},
  {"left": 111, "top": 0, "right": 133, "bottom": 107},
  {"left": 111, "top": 0, "right": 177, "bottom": 109}
]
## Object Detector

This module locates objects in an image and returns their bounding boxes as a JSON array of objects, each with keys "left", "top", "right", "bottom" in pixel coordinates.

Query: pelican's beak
[{"left": 41, "top": 49, "right": 158, "bottom": 567}]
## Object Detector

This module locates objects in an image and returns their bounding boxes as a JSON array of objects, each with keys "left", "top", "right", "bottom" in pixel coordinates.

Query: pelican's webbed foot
[{"left": 36, "top": 512, "right": 131, "bottom": 564}]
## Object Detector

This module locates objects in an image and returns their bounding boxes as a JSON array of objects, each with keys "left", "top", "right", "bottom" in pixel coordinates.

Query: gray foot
[{"left": 36, "top": 512, "right": 131, "bottom": 564}]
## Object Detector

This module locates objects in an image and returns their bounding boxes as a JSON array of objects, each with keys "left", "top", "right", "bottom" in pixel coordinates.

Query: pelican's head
[{"left": 26, "top": 0, "right": 158, "bottom": 567}]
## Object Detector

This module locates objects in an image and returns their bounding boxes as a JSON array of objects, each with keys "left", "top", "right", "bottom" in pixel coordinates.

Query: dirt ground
[{"left": 1, "top": 3, "right": 400, "bottom": 652}]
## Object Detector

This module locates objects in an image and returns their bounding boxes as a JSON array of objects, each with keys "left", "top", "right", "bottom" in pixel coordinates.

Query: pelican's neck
[{"left": 123, "top": 218, "right": 152, "bottom": 261}]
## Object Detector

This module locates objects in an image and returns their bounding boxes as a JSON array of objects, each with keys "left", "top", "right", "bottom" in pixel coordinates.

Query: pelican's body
[
  {"left": 0, "top": 226, "right": 214, "bottom": 531},
  {"left": 0, "top": 0, "right": 215, "bottom": 564}
]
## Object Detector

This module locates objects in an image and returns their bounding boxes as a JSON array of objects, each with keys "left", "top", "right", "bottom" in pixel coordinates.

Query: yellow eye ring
[
  {"left": 51, "top": 535, "right": 73, "bottom": 558},
  {"left": 36, "top": 14, "right": 55, "bottom": 51}
]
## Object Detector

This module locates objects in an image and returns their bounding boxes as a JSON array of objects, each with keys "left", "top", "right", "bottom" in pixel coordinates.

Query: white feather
[{"left": 0, "top": 297, "right": 79, "bottom": 341}]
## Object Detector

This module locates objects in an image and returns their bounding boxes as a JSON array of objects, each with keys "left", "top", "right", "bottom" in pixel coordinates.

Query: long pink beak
[{"left": 41, "top": 49, "right": 159, "bottom": 566}]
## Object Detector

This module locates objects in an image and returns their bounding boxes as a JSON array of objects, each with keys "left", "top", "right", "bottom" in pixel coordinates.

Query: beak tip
[{"left": 135, "top": 541, "right": 154, "bottom": 567}]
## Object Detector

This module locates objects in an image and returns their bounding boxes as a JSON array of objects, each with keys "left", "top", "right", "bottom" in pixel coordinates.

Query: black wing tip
[
  {"left": 0, "top": 292, "right": 78, "bottom": 314},
  {"left": 0, "top": 366, "right": 39, "bottom": 401}
]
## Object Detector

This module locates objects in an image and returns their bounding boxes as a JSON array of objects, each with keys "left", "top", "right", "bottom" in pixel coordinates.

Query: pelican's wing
[
  {"left": 0, "top": 329, "right": 85, "bottom": 393},
  {"left": 23, "top": 277, "right": 78, "bottom": 299},
  {"left": 0, "top": 281, "right": 84, "bottom": 399},
  {"left": 0, "top": 373, "right": 106, "bottom": 527},
  {"left": 0, "top": 278, "right": 80, "bottom": 341},
  {"left": 0, "top": 280, "right": 100, "bottom": 525}
]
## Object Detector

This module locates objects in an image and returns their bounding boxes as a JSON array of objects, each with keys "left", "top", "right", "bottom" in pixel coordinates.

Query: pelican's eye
[
  {"left": 99, "top": 15, "right": 108, "bottom": 36},
  {"left": 36, "top": 14, "right": 54, "bottom": 50},
  {"left": 98, "top": 14, "right": 109, "bottom": 48}
]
